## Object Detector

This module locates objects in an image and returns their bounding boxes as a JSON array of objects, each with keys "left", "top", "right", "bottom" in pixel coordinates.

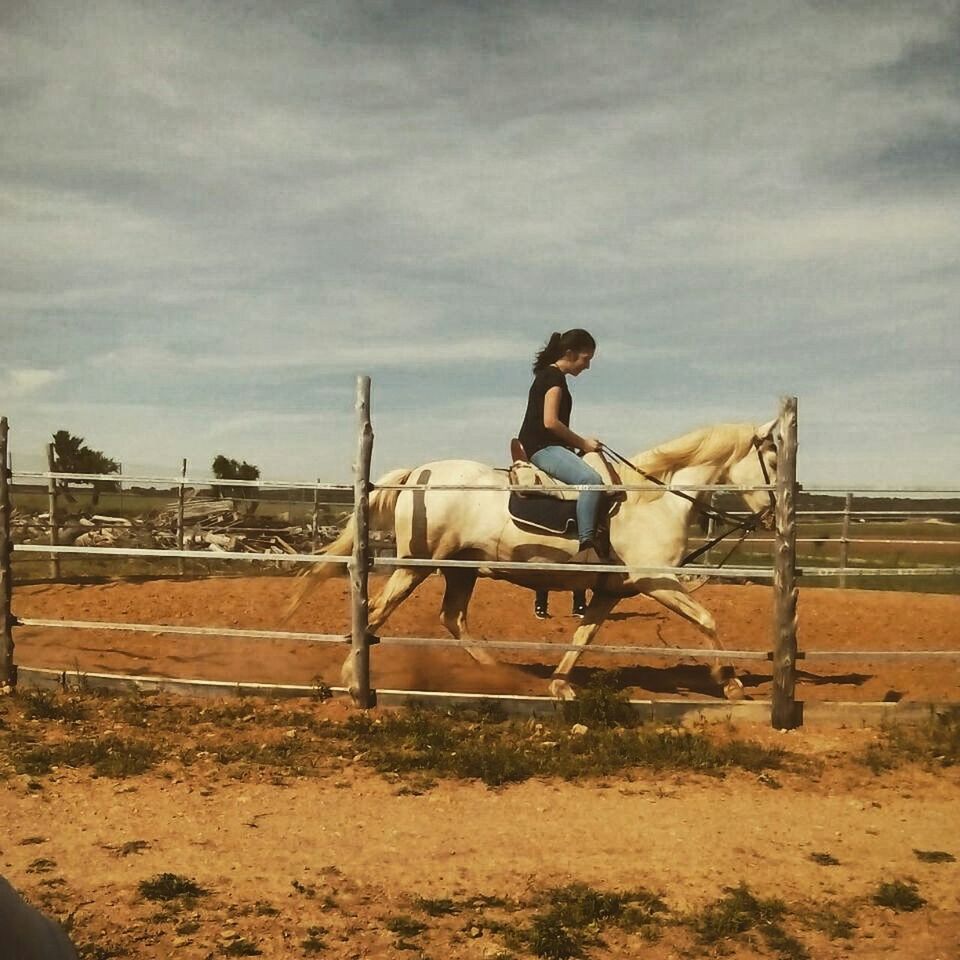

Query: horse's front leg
[
  {"left": 440, "top": 568, "right": 495, "bottom": 665},
  {"left": 548, "top": 592, "right": 621, "bottom": 700},
  {"left": 638, "top": 576, "right": 744, "bottom": 701}
]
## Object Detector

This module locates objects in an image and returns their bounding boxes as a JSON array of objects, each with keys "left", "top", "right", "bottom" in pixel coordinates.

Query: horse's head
[{"left": 725, "top": 418, "right": 777, "bottom": 528}]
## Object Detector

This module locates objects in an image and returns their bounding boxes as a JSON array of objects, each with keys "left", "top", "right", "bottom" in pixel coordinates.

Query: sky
[{"left": 2, "top": 0, "right": 958, "bottom": 491}]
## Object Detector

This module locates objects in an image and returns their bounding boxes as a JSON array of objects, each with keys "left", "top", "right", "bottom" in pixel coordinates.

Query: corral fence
[{"left": 1, "top": 381, "right": 958, "bottom": 729}]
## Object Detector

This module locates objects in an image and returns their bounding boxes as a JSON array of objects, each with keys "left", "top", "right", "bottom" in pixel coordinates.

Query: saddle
[
  {"left": 506, "top": 439, "right": 623, "bottom": 536},
  {"left": 508, "top": 441, "right": 620, "bottom": 500}
]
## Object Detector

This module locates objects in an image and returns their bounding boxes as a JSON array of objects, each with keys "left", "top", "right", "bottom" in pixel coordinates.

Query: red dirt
[{"left": 11, "top": 574, "right": 960, "bottom": 702}]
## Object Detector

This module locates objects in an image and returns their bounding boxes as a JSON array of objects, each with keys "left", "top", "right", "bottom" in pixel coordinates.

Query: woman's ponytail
[
  {"left": 532, "top": 332, "right": 563, "bottom": 371},
  {"left": 532, "top": 329, "right": 596, "bottom": 372}
]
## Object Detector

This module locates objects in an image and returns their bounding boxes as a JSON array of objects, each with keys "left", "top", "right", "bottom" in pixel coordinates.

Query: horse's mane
[{"left": 627, "top": 423, "right": 759, "bottom": 502}]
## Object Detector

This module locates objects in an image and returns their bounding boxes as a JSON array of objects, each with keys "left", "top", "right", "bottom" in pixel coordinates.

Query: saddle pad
[
  {"left": 507, "top": 492, "right": 578, "bottom": 536},
  {"left": 508, "top": 451, "right": 621, "bottom": 502},
  {"left": 509, "top": 461, "right": 575, "bottom": 499}
]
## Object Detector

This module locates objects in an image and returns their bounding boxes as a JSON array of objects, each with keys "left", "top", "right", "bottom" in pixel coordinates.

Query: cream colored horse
[{"left": 287, "top": 420, "right": 778, "bottom": 702}]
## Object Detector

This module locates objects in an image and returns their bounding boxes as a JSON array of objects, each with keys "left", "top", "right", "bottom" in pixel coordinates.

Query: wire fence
[{"left": 2, "top": 389, "right": 958, "bottom": 726}]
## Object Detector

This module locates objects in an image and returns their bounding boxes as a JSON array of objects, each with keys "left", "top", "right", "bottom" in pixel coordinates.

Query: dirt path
[
  {"left": 12, "top": 576, "right": 960, "bottom": 701},
  {"left": 2, "top": 713, "right": 959, "bottom": 959}
]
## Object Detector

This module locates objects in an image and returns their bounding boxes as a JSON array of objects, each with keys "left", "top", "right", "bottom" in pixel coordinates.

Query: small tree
[
  {"left": 211, "top": 454, "right": 260, "bottom": 501},
  {"left": 51, "top": 430, "right": 121, "bottom": 508}
]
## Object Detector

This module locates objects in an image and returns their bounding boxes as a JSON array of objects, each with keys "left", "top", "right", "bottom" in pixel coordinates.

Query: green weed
[
  {"left": 384, "top": 915, "right": 428, "bottom": 938},
  {"left": 346, "top": 707, "right": 784, "bottom": 787},
  {"left": 220, "top": 938, "right": 262, "bottom": 956},
  {"left": 798, "top": 904, "right": 857, "bottom": 940},
  {"left": 20, "top": 691, "right": 87, "bottom": 722},
  {"left": 872, "top": 880, "right": 925, "bottom": 912},
  {"left": 11, "top": 734, "right": 158, "bottom": 777},
  {"left": 497, "top": 883, "right": 668, "bottom": 960},
  {"left": 138, "top": 873, "right": 208, "bottom": 902},
  {"left": 526, "top": 913, "right": 585, "bottom": 959},
  {"left": 413, "top": 897, "right": 459, "bottom": 916},
  {"left": 688, "top": 883, "right": 807, "bottom": 957},
  {"left": 301, "top": 926, "right": 328, "bottom": 953},
  {"left": 560, "top": 672, "right": 637, "bottom": 728},
  {"left": 863, "top": 707, "right": 960, "bottom": 771}
]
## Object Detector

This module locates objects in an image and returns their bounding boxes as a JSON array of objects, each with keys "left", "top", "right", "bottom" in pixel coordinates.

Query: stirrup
[{"left": 576, "top": 538, "right": 610, "bottom": 563}]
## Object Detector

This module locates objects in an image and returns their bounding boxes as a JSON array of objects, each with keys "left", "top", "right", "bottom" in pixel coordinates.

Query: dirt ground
[
  {"left": 11, "top": 574, "right": 960, "bottom": 702},
  {"left": 4, "top": 576, "right": 959, "bottom": 958},
  {"left": 1, "top": 698, "right": 959, "bottom": 959}
]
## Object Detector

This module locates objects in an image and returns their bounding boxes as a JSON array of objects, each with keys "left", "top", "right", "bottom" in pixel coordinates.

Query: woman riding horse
[{"left": 517, "top": 329, "right": 610, "bottom": 560}]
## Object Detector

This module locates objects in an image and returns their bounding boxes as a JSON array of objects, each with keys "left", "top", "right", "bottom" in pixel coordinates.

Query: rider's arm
[{"left": 543, "top": 387, "right": 600, "bottom": 452}]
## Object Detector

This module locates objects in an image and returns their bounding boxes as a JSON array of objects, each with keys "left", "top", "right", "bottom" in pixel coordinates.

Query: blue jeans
[{"left": 530, "top": 445, "right": 604, "bottom": 541}]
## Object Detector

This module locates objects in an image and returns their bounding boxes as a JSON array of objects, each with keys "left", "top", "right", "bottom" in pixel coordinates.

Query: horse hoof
[
  {"left": 549, "top": 679, "right": 577, "bottom": 701},
  {"left": 723, "top": 677, "right": 745, "bottom": 701}
]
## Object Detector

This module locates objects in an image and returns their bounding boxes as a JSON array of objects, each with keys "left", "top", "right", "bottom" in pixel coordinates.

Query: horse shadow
[
  {"left": 513, "top": 662, "right": 874, "bottom": 699},
  {"left": 795, "top": 668, "right": 874, "bottom": 688}
]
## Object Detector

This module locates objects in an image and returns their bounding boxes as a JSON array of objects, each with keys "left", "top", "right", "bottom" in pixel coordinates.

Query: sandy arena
[{"left": 11, "top": 574, "right": 960, "bottom": 702}]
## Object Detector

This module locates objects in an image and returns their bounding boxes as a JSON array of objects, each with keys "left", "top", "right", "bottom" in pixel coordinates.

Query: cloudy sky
[{"left": 2, "top": 0, "right": 958, "bottom": 490}]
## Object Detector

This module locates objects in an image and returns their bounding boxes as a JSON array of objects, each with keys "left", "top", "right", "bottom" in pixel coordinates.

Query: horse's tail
[
  {"left": 280, "top": 467, "right": 413, "bottom": 622},
  {"left": 369, "top": 467, "right": 413, "bottom": 531}
]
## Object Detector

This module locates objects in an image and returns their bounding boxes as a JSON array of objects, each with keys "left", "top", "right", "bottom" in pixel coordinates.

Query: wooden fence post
[
  {"left": 177, "top": 459, "right": 187, "bottom": 576},
  {"left": 312, "top": 482, "right": 320, "bottom": 553},
  {"left": 704, "top": 493, "right": 716, "bottom": 566},
  {"left": 839, "top": 492, "right": 852, "bottom": 589},
  {"left": 46, "top": 442, "right": 60, "bottom": 580},
  {"left": 771, "top": 395, "right": 801, "bottom": 729},
  {"left": 1, "top": 418, "right": 15, "bottom": 689},
  {"left": 348, "top": 375, "right": 375, "bottom": 708}
]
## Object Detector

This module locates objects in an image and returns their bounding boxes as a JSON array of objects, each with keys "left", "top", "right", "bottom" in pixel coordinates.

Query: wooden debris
[{"left": 9, "top": 503, "right": 362, "bottom": 559}]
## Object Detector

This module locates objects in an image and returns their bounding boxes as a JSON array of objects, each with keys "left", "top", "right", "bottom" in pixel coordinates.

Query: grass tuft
[
  {"left": 872, "top": 880, "right": 925, "bottom": 912},
  {"left": 12, "top": 734, "right": 158, "bottom": 777},
  {"left": 413, "top": 896, "right": 459, "bottom": 916},
  {"left": 20, "top": 691, "right": 87, "bottom": 722},
  {"left": 220, "top": 939, "right": 262, "bottom": 956},
  {"left": 913, "top": 848, "right": 955, "bottom": 863},
  {"left": 494, "top": 883, "right": 668, "bottom": 960},
  {"left": 301, "top": 926, "right": 328, "bottom": 953},
  {"left": 809, "top": 851, "right": 840, "bottom": 866},
  {"left": 346, "top": 706, "right": 784, "bottom": 787},
  {"left": 527, "top": 913, "right": 585, "bottom": 959},
  {"left": 799, "top": 904, "right": 857, "bottom": 940},
  {"left": 862, "top": 707, "right": 960, "bottom": 772},
  {"left": 138, "top": 873, "right": 207, "bottom": 902},
  {"left": 691, "top": 883, "right": 786, "bottom": 942},
  {"left": 561, "top": 672, "right": 637, "bottom": 728},
  {"left": 384, "top": 915, "right": 428, "bottom": 938}
]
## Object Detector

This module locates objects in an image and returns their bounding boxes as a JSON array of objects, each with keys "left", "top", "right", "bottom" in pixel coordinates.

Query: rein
[{"left": 599, "top": 440, "right": 775, "bottom": 568}]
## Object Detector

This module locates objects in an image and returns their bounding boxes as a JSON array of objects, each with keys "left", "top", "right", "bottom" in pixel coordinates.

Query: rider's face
[{"left": 567, "top": 349, "right": 594, "bottom": 376}]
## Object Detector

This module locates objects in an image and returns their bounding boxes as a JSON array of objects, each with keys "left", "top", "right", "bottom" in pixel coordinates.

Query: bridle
[{"left": 599, "top": 434, "right": 776, "bottom": 568}]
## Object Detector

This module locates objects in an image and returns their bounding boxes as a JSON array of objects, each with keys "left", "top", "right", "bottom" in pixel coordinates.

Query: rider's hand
[{"left": 580, "top": 436, "right": 602, "bottom": 454}]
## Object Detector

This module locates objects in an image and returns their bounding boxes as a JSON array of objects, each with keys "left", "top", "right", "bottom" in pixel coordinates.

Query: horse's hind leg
[
  {"left": 440, "top": 568, "right": 495, "bottom": 665},
  {"left": 368, "top": 566, "right": 433, "bottom": 631},
  {"left": 341, "top": 565, "right": 432, "bottom": 700},
  {"left": 640, "top": 577, "right": 744, "bottom": 700}
]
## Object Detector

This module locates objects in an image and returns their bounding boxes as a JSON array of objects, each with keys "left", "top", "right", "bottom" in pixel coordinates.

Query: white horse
[{"left": 286, "top": 420, "right": 778, "bottom": 702}]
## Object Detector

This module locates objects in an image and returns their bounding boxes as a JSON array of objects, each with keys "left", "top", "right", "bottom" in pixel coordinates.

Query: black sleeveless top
[{"left": 518, "top": 366, "right": 573, "bottom": 457}]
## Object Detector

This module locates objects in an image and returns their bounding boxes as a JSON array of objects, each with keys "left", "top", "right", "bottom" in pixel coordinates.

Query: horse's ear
[{"left": 756, "top": 418, "right": 777, "bottom": 442}]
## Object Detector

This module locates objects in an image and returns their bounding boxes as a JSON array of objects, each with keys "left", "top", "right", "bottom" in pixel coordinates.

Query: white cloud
[
  {"left": 2, "top": 367, "right": 64, "bottom": 398},
  {"left": 1, "top": 1, "right": 958, "bottom": 489}
]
